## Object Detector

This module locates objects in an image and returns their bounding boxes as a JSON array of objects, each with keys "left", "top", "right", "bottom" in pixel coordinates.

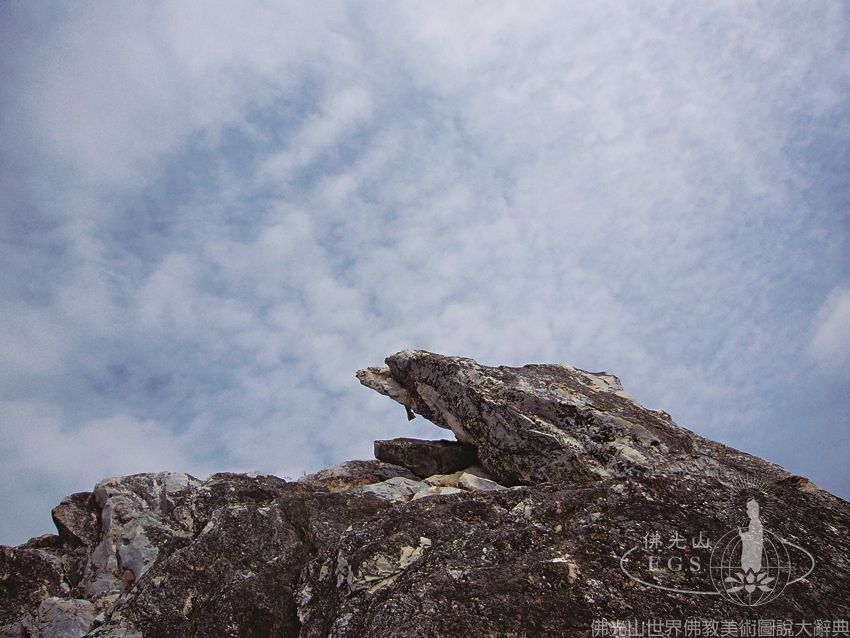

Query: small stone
[
  {"left": 301, "top": 460, "right": 418, "bottom": 492},
  {"left": 458, "top": 472, "right": 505, "bottom": 491},
  {"left": 411, "top": 486, "right": 463, "bottom": 500},
  {"left": 424, "top": 471, "right": 464, "bottom": 487},
  {"left": 352, "top": 476, "right": 428, "bottom": 502},
  {"left": 373, "top": 438, "right": 478, "bottom": 478}
]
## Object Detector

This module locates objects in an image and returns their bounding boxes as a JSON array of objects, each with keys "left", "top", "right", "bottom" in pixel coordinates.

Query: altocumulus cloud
[{"left": 1, "top": 1, "right": 848, "bottom": 544}]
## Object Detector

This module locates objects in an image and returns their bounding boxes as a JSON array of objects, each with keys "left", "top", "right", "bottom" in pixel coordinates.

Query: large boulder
[
  {"left": 357, "top": 349, "right": 788, "bottom": 488},
  {"left": 51, "top": 494, "right": 100, "bottom": 549}
]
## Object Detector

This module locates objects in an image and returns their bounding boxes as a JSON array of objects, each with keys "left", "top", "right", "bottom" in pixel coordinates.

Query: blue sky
[{"left": 1, "top": 2, "right": 848, "bottom": 544}]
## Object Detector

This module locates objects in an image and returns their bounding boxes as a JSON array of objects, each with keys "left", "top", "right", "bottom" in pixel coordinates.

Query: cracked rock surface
[{"left": 2, "top": 350, "right": 849, "bottom": 637}]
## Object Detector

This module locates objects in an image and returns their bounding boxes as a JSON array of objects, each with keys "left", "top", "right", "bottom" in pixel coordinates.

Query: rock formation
[{"left": 2, "top": 350, "right": 848, "bottom": 637}]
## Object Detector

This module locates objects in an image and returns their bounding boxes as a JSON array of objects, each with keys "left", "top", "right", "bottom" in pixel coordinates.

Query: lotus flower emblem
[{"left": 725, "top": 569, "right": 775, "bottom": 594}]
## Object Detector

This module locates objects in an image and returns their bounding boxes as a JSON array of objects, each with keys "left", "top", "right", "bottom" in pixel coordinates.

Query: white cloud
[
  {"left": 0, "top": 402, "right": 211, "bottom": 543},
  {"left": 809, "top": 286, "right": 850, "bottom": 370},
  {"left": 0, "top": 305, "right": 68, "bottom": 376},
  {"left": 260, "top": 86, "right": 374, "bottom": 181},
  {"left": 136, "top": 253, "right": 201, "bottom": 330}
]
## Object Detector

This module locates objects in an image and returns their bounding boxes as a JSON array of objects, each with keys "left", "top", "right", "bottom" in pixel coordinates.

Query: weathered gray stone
[
  {"left": 29, "top": 597, "right": 96, "bottom": 638},
  {"left": 1, "top": 351, "right": 849, "bottom": 637},
  {"left": 457, "top": 471, "right": 506, "bottom": 491},
  {"left": 83, "top": 472, "right": 201, "bottom": 597},
  {"left": 300, "top": 459, "right": 418, "bottom": 492},
  {"left": 85, "top": 626, "right": 142, "bottom": 638},
  {"left": 357, "top": 349, "right": 793, "bottom": 488},
  {"left": 373, "top": 437, "right": 478, "bottom": 478},
  {"left": 410, "top": 485, "right": 463, "bottom": 500},
  {"left": 423, "top": 470, "right": 463, "bottom": 487},
  {"left": 352, "top": 476, "right": 428, "bottom": 502},
  {"left": 103, "top": 490, "right": 390, "bottom": 638}
]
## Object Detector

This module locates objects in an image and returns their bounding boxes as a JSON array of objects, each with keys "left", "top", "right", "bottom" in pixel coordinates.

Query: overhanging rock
[{"left": 357, "top": 349, "right": 789, "bottom": 488}]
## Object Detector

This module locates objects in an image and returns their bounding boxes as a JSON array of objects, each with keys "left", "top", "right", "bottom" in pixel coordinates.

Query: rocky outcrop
[
  {"left": 2, "top": 350, "right": 849, "bottom": 637},
  {"left": 356, "top": 350, "right": 786, "bottom": 488}
]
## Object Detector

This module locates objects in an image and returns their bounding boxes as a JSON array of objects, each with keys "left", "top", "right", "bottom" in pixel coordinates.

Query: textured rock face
[
  {"left": 51, "top": 494, "right": 100, "bottom": 549},
  {"left": 2, "top": 350, "right": 849, "bottom": 637},
  {"left": 0, "top": 542, "right": 68, "bottom": 629},
  {"left": 356, "top": 350, "right": 787, "bottom": 488}
]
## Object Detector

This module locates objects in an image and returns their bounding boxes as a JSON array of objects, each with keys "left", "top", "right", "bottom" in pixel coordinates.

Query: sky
[{"left": 1, "top": 1, "right": 848, "bottom": 545}]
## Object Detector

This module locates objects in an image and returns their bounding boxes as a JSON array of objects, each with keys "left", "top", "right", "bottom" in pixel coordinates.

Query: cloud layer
[{"left": 1, "top": 1, "right": 848, "bottom": 544}]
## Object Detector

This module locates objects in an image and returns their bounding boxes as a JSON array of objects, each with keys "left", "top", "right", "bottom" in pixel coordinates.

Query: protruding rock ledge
[{"left": 357, "top": 349, "right": 794, "bottom": 489}]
